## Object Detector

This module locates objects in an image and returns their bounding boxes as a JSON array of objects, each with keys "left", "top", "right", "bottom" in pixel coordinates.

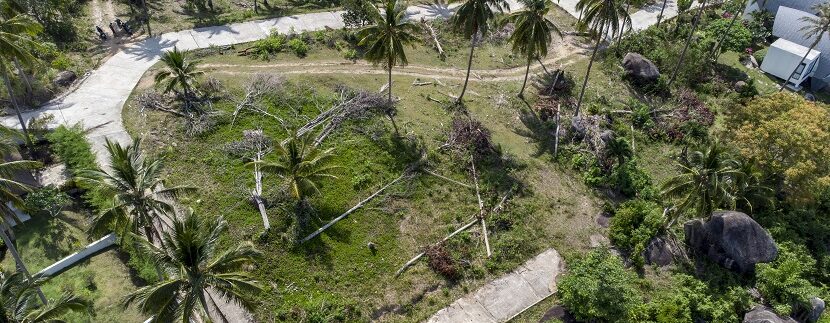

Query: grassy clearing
[{"left": 1, "top": 211, "right": 144, "bottom": 323}]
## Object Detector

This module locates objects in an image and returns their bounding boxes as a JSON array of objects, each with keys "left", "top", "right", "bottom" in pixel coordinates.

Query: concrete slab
[
  {"left": 517, "top": 249, "right": 563, "bottom": 297},
  {"left": 428, "top": 297, "right": 497, "bottom": 323},
  {"left": 475, "top": 273, "right": 543, "bottom": 321}
]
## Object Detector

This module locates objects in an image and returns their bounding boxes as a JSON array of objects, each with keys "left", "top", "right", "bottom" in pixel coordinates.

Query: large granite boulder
[
  {"left": 643, "top": 237, "right": 677, "bottom": 267},
  {"left": 52, "top": 70, "right": 77, "bottom": 87},
  {"left": 622, "top": 53, "right": 660, "bottom": 84},
  {"left": 684, "top": 211, "right": 778, "bottom": 273},
  {"left": 743, "top": 306, "right": 797, "bottom": 323},
  {"left": 808, "top": 297, "right": 825, "bottom": 323}
]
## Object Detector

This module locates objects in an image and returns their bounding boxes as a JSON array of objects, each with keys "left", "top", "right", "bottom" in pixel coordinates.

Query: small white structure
[{"left": 761, "top": 38, "right": 821, "bottom": 90}]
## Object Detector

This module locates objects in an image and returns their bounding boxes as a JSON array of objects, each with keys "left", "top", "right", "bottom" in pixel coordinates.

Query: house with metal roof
[{"left": 746, "top": 1, "right": 830, "bottom": 90}]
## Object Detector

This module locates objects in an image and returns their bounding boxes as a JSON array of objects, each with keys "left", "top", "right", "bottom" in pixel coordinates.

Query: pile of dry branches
[
  {"left": 224, "top": 129, "right": 273, "bottom": 160},
  {"left": 446, "top": 116, "right": 494, "bottom": 156}
]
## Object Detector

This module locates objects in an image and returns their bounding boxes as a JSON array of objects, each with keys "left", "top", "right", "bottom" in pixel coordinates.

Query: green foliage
[
  {"left": 678, "top": 0, "right": 692, "bottom": 12},
  {"left": 705, "top": 18, "right": 752, "bottom": 52},
  {"left": 557, "top": 248, "right": 642, "bottom": 322},
  {"left": 747, "top": 10, "right": 773, "bottom": 43},
  {"left": 342, "top": 0, "right": 374, "bottom": 28},
  {"left": 610, "top": 160, "right": 655, "bottom": 198},
  {"left": 646, "top": 274, "right": 751, "bottom": 322},
  {"left": 756, "top": 242, "right": 823, "bottom": 316},
  {"left": 288, "top": 38, "right": 309, "bottom": 57},
  {"left": 252, "top": 33, "right": 286, "bottom": 59},
  {"left": 24, "top": 186, "right": 70, "bottom": 217},
  {"left": 729, "top": 93, "right": 830, "bottom": 201},
  {"left": 609, "top": 199, "right": 663, "bottom": 266},
  {"left": 753, "top": 47, "right": 768, "bottom": 65},
  {"left": 278, "top": 297, "right": 361, "bottom": 322},
  {"left": 45, "top": 124, "right": 97, "bottom": 173}
]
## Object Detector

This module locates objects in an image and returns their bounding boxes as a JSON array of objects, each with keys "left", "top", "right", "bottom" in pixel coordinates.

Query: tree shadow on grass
[{"left": 513, "top": 104, "right": 560, "bottom": 158}]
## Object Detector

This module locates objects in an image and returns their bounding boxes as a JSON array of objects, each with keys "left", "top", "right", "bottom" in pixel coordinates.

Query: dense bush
[
  {"left": 24, "top": 186, "right": 70, "bottom": 217},
  {"left": 252, "top": 32, "right": 287, "bottom": 59},
  {"left": 646, "top": 274, "right": 751, "bottom": 322},
  {"left": 557, "top": 248, "right": 642, "bottom": 322},
  {"left": 45, "top": 124, "right": 97, "bottom": 173},
  {"left": 756, "top": 242, "right": 823, "bottom": 316},
  {"left": 288, "top": 38, "right": 309, "bottom": 57},
  {"left": 609, "top": 199, "right": 663, "bottom": 266},
  {"left": 609, "top": 160, "right": 655, "bottom": 198},
  {"left": 705, "top": 19, "right": 752, "bottom": 53}
]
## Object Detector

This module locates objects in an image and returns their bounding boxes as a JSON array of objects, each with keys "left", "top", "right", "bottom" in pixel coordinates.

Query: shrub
[
  {"left": 705, "top": 18, "right": 752, "bottom": 53},
  {"left": 609, "top": 199, "right": 663, "bottom": 266},
  {"left": 753, "top": 47, "right": 768, "bottom": 64},
  {"left": 647, "top": 274, "right": 751, "bottom": 322},
  {"left": 24, "top": 186, "right": 70, "bottom": 217},
  {"left": 343, "top": 48, "right": 358, "bottom": 61},
  {"left": 288, "top": 38, "right": 309, "bottom": 57},
  {"left": 45, "top": 124, "right": 97, "bottom": 173},
  {"left": 252, "top": 33, "right": 286, "bottom": 59},
  {"left": 557, "top": 248, "right": 642, "bottom": 322},
  {"left": 609, "top": 160, "right": 654, "bottom": 198},
  {"left": 756, "top": 242, "right": 822, "bottom": 316}
]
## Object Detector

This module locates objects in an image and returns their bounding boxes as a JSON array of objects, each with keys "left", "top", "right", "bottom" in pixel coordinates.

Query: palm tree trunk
[
  {"left": 708, "top": 6, "right": 742, "bottom": 62},
  {"left": 778, "top": 39, "right": 820, "bottom": 92},
  {"left": 536, "top": 57, "right": 549, "bottom": 74},
  {"left": 0, "top": 225, "right": 47, "bottom": 305},
  {"left": 387, "top": 63, "right": 400, "bottom": 136},
  {"left": 253, "top": 0, "right": 258, "bottom": 13},
  {"left": 656, "top": 0, "right": 669, "bottom": 27},
  {"left": 574, "top": 24, "right": 608, "bottom": 117},
  {"left": 457, "top": 32, "right": 478, "bottom": 104},
  {"left": 2, "top": 66, "right": 33, "bottom": 149},
  {"left": 618, "top": 1, "right": 631, "bottom": 46},
  {"left": 142, "top": 0, "right": 151, "bottom": 36},
  {"left": 668, "top": 0, "right": 709, "bottom": 89},
  {"left": 13, "top": 59, "right": 32, "bottom": 104},
  {"left": 519, "top": 57, "right": 531, "bottom": 98}
]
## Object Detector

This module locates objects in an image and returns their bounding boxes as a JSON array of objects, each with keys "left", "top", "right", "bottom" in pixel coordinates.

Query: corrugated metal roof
[
  {"left": 771, "top": 38, "right": 821, "bottom": 60},
  {"left": 759, "top": 0, "right": 823, "bottom": 15},
  {"left": 772, "top": 6, "right": 830, "bottom": 79}
]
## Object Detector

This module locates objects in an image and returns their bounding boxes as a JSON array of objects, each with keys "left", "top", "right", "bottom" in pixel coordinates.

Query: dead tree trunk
[
  {"left": 470, "top": 153, "right": 491, "bottom": 257},
  {"left": 554, "top": 105, "right": 561, "bottom": 156},
  {"left": 422, "top": 18, "right": 445, "bottom": 60},
  {"left": 252, "top": 148, "right": 270, "bottom": 230}
]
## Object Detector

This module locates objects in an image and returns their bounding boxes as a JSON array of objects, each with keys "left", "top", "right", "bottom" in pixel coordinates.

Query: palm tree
[
  {"left": 0, "top": 12, "right": 42, "bottom": 148},
  {"left": 0, "top": 271, "right": 90, "bottom": 322},
  {"left": 732, "top": 158, "right": 773, "bottom": 213},
  {"left": 660, "top": 142, "right": 743, "bottom": 219},
  {"left": 573, "top": 0, "right": 630, "bottom": 117},
  {"left": 605, "top": 136, "right": 632, "bottom": 169},
  {"left": 503, "top": 0, "right": 561, "bottom": 98},
  {"left": 251, "top": 130, "right": 339, "bottom": 201},
  {"left": 667, "top": 0, "right": 710, "bottom": 89},
  {"left": 358, "top": 0, "right": 420, "bottom": 135},
  {"left": 778, "top": 2, "right": 830, "bottom": 91},
  {"left": 0, "top": 128, "right": 44, "bottom": 304},
  {"left": 155, "top": 47, "right": 204, "bottom": 112},
  {"left": 77, "top": 138, "right": 195, "bottom": 246},
  {"left": 124, "top": 210, "right": 262, "bottom": 322},
  {"left": 656, "top": 0, "right": 668, "bottom": 27},
  {"left": 451, "top": 0, "right": 509, "bottom": 103}
]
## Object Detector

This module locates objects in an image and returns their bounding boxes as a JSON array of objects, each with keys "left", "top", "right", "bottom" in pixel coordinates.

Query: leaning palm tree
[
  {"left": 0, "top": 271, "right": 90, "bottom": 322},
  {"left": 661, "top": 142, "right": 743, "bottom": 219},
  {"left": 358, "top": 0, "right": 420, "bottom": 135},
  {"left": 655, "top": 0, "right": 669, "bottom": 27},
  {"left": 0, "top": 12, "right": 42, "bottom": 148},
  {"left": 503, "top": 0, "right": 561, "bottom": 98},
  {"left": 451, "top": 0, "right": 509, "bottom": 103},
  {"left": 778, "top": 2, "right": 830, "bottom": 91},
  {"left": 667, "top": 0, "right": 710, "bottom": 88},
  {"left": 124, "top": 210, "right": 262, "bottom": 322},
  {"left": 0, "top": 130, "right": 44, "bottom": 304},
  {"left": 155, "top": 47, "right": 204, "bottom": 112},
  {"left": 573, "top": 0, "right": 630, "bottom": 117},
  {"left": 77, "top": 138, "right": 195, "bottom": 246},
  {"left": 251, "top": 130, "right": 339, "bottom": 201}
]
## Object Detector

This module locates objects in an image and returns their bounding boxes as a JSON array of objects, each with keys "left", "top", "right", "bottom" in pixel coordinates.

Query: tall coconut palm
[
  {"left": 660, "top": 142, "right": 743, "bottom": 219},
  {"left": 667, "top": 0, "right": 710, "bottom": 89},
  {"left": 450, "top": 0, "right": 509, "bottom": 103},
  {"left": 155, "top": 47, "right": 203, "bottom": 112},
  {"left": 504, "top": 0, "right": 561, "bottom": 98},
  {"left": 124, "top": 210, "right": 262, "bottom": 322},
  {"left": 358, "top": 0, "right": 420, "bottom": 135},
  {"left": 573, "top": 0, "right": 630, "bottom": 117},
  {"left": 778, "top": 2, "right": 830, "bottom": 92},
  {"left": 0, "top": 136, "right": 44, "bottom": 304},
  {"left": 251, "top": 130, "right": 339, "bottom": 201},
  {"left": 77, "top": 138, "right": 195, "bottom": 246},
  {"left": 0, "top": 271, "right": 90, "bottom": 322},
  {"left": 0, "top": 12, "right": 41, "bottom": 148}
]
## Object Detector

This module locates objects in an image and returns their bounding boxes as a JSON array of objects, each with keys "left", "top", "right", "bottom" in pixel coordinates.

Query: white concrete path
[
  {"left": 427, "top": 249, "right": 563, "bottom": 323},
  {"left": 36, "top": 233, "right": 117, "bottom": 277}
]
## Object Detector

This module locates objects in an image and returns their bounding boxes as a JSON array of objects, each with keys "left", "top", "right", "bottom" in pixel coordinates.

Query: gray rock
[
  {"left": 600, "top": 130, "right": 615, "bottom": 143},
  {"left": 805, "top": 93, "right": 817, "bottom": 102},
  {"left": 643, "top": 237, "right": 676, "bottom": 267},
  {"left": 622, "top": 53, "right": 660, "bottom": 84},
  {"left": 809, "top": 297, "right": 825, "bottom": 323},
  {"left": 52, "top": 70, "right": 77, "bottom": 87},
  {"left": 750, "top": 55, "right": 759, "bottom": 68},
  {"left": 685, "top": 211, "right": 778, "bottom": 273},
  {"left": 735, "top": 81, "right": 748, "bottom": 91},
  {"left": 743, "top": 306, "right": 797, "bottom": 323}
]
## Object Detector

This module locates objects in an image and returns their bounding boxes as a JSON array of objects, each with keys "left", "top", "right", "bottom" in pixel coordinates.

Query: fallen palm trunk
[
  {"left": 470, "top": 153, "right": 491, "bottom": 257},
  {"left": 301, "top": 173, "right": 408, "bottom": 243},
  {"left": 423, "top": 168, "right": 473, "bottom": 189}
]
